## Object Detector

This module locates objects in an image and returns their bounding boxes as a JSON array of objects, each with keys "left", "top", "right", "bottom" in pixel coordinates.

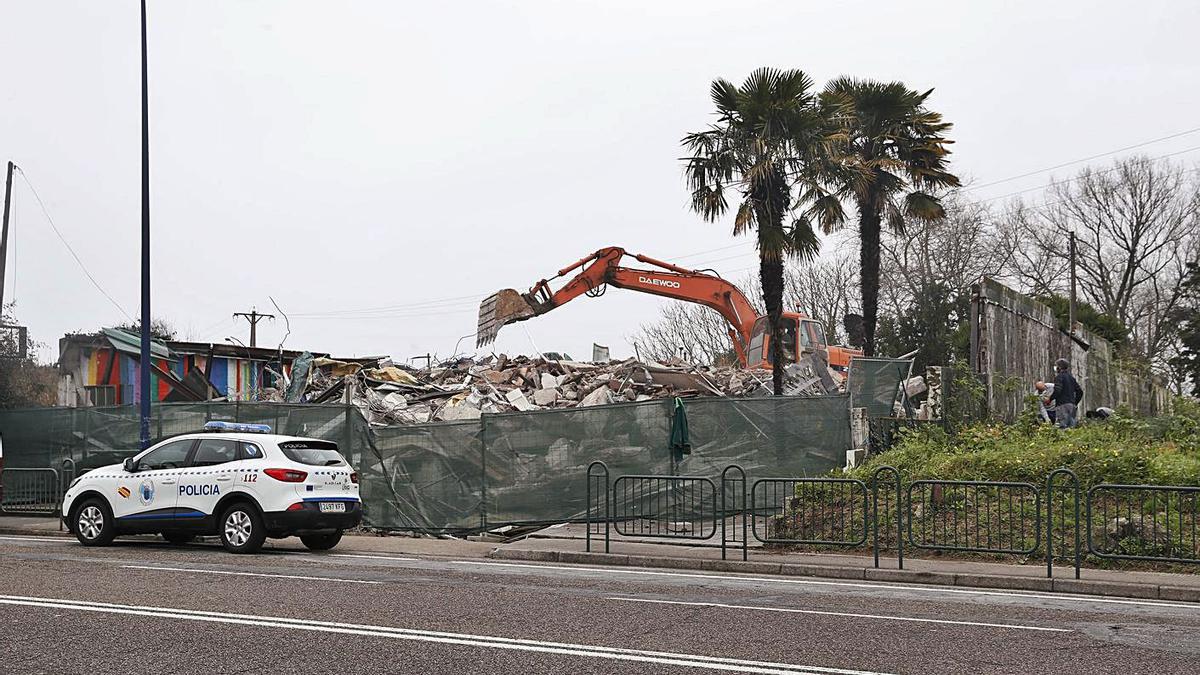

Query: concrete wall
[{"left": 970, "top": 277, "right": 1170, "bottom": 421}]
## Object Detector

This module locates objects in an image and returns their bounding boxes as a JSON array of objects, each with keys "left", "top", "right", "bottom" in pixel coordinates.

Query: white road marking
[
  {"left": 122, "top": 565, "right": 381, "bottom": 584},
  {"left": 0, "top": 594, "right": 889, "bottom": 675},
  {"left": 606, "top": 597, "right": 1072, "bottom": 633},
  {"left": 330, "top": 553, "right": 419, "bottom": 562},
  {"left": 0, "top": 535, "right": 70, "bottom": 543},
  {"left": 447, "top": 560, "right": 1200, "bottom": 611}
]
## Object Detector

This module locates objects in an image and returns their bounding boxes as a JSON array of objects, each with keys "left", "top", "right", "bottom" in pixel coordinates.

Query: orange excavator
[{"left": 476, "top": 246, "right": 862, "bottom": 374}]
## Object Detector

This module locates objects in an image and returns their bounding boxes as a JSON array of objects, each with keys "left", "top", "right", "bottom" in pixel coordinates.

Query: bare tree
[
  {"left": 880, "top": 192, "right": 1017, "bottom": 314},
  {"left": 629, "top": 301, "right": 741, "bottom": 365},
  {"left": 1005, "top": 156, "right": 1200, "bottom": 362},
  {"left": 631, "top": 257, "right": 861, "bottom": 365},
  {"left": 782, "top": 254, "right": 859, "bottom": 345}
]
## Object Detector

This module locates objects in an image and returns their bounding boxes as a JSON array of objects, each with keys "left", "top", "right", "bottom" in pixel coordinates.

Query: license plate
[{"left": 319, "top": 502, "right": 346, "bottom": 513}]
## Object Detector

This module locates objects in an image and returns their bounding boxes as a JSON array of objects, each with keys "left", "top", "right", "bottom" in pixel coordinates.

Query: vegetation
[
  {"left": 681, "top": 68, "right": 829, "bottom": 394},
  {"left": 1169, "top": 262, "right": 1200, "bottom": 395},
  {"left": 0, "top": 304, "right": 56, "bottom": 409},
  {"left": 849, "top": 397, "right": 1200, "bottom": 487},
  {"left": 1037, "top": 293, "right": 1130, "bottom": 349}
]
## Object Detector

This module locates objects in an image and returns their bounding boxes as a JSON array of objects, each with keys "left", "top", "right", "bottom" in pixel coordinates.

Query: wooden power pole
[
  {"left": 1068, "top": 231, "right": 1078, "bottom": 334},
  {"left": 233, "top": 308, "right": 274, "bottom": 347}
]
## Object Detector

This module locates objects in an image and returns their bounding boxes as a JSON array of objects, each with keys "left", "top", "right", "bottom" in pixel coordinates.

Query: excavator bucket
[{"left": 476, "top": 289, "right": 537, "bottom": 347}]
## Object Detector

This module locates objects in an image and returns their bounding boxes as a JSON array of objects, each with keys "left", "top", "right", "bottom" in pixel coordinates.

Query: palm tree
[
  {"left": 817, "top": 78, "right": 960, "bottom": 356},
  {"left": 682, "top": 68, "right": 828, "bottom": 394}
]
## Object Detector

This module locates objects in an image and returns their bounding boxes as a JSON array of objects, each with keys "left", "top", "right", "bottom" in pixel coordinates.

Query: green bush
[{"left": 848, "top": 396, "right": 1200, "bottom": 488}]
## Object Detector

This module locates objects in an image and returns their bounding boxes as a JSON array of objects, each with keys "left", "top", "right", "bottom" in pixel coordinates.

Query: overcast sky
[{"left": 2, "top": 1, "right": 1198, "bottom": 364}]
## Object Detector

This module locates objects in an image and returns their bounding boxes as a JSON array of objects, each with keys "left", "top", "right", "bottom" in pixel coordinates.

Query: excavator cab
[{"left": 745, "top": 314, "right": 828, "bottom": 368}]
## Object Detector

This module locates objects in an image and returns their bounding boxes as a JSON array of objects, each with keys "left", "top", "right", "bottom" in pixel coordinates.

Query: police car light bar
[{"left": 203, "top": 421, "right": 272, "bottom": 433}]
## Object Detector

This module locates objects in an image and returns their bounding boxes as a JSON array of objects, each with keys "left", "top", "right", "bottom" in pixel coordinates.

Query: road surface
[{"left": 1, "top": 534, "right": 1198, "bottom": 673}]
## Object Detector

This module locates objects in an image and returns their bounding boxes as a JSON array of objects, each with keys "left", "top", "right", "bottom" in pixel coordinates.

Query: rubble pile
[{"left": 281, "top": 354, "right": 832, "bottom": 426}]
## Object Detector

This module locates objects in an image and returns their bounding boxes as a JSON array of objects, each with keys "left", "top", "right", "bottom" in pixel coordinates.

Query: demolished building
[{"left": 278, "top": 352, "right": 840, "bottom": 427}]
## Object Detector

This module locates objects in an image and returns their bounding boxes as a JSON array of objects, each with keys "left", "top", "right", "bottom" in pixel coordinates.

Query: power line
[
  {"left": 974, "top": 145, "right": 1200, "bottom": 206},
  {"left": 14, "top": 167, "right": 133, "bottom": 320},
  {"left": 966, "top": 125, "right": 1200, "bottom": 192}
]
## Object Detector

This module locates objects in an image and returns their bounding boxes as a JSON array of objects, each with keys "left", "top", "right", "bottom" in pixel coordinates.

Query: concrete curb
[
  {"left": 487, "top": 548, "right": 1200, "bottom": 603},
  {"left": 0, "top": 527, "right": 69, "bottom": 537}
]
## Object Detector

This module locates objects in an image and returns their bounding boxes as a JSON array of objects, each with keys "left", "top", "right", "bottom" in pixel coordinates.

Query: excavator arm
[{"left": 476, "top": 246, "right": 760, "bottom": 361}]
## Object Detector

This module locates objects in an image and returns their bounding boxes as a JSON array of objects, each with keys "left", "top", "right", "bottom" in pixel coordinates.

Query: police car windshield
[{"left": 277, "top": 440, "right": 346, "bottom": 466}]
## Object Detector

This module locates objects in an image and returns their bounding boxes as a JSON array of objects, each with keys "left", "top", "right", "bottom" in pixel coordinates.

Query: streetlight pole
[
  {"left": 138, "top": 0, "right": 152, "bottom": 449},
  {"left": 1, "top": 161, "right": 14, "bottom": 310}
]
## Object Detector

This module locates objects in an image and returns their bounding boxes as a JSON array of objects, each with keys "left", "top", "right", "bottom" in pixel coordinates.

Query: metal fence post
[
  {"left": 586, "top": 461, "right": 610, "bottom": 553},
  {"left": 721, "top": 464, "right": 747, "bottom": 561},
  {"left": 479, "top": 413, "right": 488, "bottom": 532},
  {"left": 1046, "top": 467, "right": 1081, "bottom": 579},
  {"left": 871, "top": 465, "right": 902, "bottom": 569}
]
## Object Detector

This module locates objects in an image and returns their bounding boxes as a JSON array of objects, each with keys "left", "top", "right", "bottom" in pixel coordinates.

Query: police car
[{"left": 61, "top": 422, "right": 361, "bottom": 553}]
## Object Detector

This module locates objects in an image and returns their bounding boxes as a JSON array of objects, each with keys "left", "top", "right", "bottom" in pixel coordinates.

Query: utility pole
[
  {"left": 1068, "top": 231, "right": 1078, "bottom": 335},
  {"left": 138, "top": 0, "right": 152, "bottom": 450},
  {"left": 0, "top": 161, "right": 13, "bottom": 310},
  {"left": 233, "top": 308, "right": 274, "bottom": 347}
]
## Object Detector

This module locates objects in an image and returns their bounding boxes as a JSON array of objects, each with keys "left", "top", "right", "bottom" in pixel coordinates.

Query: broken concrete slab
[
  {"left": 580, "top": 386, "right": 612, "bottom": 407},
  {"left": 505, "top": 388, "right": 537, "bottom": 412},
  {"left": 441, "top": 403, "right": 483, "bottom": 421}
]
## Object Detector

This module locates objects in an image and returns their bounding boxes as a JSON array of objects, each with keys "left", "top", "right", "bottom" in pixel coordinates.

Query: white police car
[{"left": 61, "top": 422, "right": 361, "bottom": 553}]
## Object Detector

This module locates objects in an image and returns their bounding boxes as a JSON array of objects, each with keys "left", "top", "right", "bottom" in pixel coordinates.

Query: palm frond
[
  {"left": 903, "top": 191, "right": 945, "bottom": 221},
  {"left": 785, "top": 216, "right": 821, "bottom": 260}
]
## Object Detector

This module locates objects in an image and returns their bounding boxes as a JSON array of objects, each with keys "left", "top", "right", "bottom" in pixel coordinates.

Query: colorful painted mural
[{"left": 57, "top": 330, "right": 308, "bottom": 407}]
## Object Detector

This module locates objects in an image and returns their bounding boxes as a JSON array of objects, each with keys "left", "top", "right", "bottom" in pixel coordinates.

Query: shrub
[{"left": 848, "top": 396, "right": 1200, "bottom": 487}]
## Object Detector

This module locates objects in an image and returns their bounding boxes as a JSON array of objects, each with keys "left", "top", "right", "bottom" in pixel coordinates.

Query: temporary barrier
[
  {"left": 871, "top": 465, "right": 904, "bottom": 569},
  {"left": 906, "top": 480, "right": 1041, "bottom": 555},
  {"left": 585, "top": 461, "right": 610, "bottom": 553},
  {"left": 611, "top": 474, "right": 717, "bottom": 540},
  {"left": 1086, "top": 484, "right": 1200, "bottom": 564},
  {"left": 750, "top": 478, "right": 869, "bottom": 548},
  {"left": 1046, "top": 468, "right": 1081, "bottom": 578},
  {"left": 0, "top": 396, "right": 852, "bottom": 533},
  {"left": 0, "top": 468, "right": 60, "bottom": 516}
]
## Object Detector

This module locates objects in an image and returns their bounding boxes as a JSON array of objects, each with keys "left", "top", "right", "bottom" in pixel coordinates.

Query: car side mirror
[{"left": 124, "top": 457, "right": 138, "bottom": 473}]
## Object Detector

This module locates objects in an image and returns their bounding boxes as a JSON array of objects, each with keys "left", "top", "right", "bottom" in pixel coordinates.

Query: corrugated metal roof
[{"left": 101, "top": 327, "right": 175, "bottom": 361}]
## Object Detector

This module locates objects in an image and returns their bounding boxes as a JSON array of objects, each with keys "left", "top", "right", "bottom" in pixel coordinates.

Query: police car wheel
[
  {"left": 162, "top": 532, "right": 195, "bottom": 545},
  {"left": 220, "top": 504, "right": 266, "bottom": 553},
  {"left": 300, "top": 531, "right": 343, "bottom": 551},
  {"left": 73, "top": 499, "right": 116, "bottom": 546}
]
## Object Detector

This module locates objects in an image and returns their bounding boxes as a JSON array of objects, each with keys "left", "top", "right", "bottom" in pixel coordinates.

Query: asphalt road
[{"left": 1, "top": 535, "right": 1199, "bottom": 674}]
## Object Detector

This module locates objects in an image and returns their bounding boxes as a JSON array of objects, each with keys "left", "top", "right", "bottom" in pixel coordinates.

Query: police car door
[
  {"left": 177, "top": 437, "right": 239, "bottom": 524},
  {"left": 119, "top": 439, "right": 193, "bottom": 522}
]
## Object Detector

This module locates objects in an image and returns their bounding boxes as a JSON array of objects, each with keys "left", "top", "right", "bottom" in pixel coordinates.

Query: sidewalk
[{"left": 4, "top": 515, "right": 1197, "bottom": 602}]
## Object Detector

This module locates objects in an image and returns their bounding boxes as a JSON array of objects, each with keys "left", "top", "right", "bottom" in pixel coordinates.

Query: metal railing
[
  {"left": 0, "top": 468, "right": 61, "bottom": 516},
  {"left": 581, "top": 465, "right": 1200, "bottom": 577},
  {"left": 1046, "top": 468, "right": 1081, "bottom": 578},
  {"left": 751, "top": 478, "right": 869, "bottom": 549},
  {"left": 611, "top": 474, "right": 717, "bottom": 541},
  {"left": 720, "top": 465, "right": 747, "bottom": 561},
  {"left": 585, "top": 461, "right": 610, "bottom": 553},
  {"left": 871, "top": 465, "right": 904, "bottom": 569},
  {"left": 1087, "top": 484, "right": 1200, "bottom": 564},
  {"left": 906, "top": 480, "right": 1041, "bottom": 556}
]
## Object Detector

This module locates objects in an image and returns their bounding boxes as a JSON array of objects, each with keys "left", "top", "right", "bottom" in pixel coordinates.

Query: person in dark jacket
[{"left": 1045, "top": 358, "right": 1082, "bottom": 429}]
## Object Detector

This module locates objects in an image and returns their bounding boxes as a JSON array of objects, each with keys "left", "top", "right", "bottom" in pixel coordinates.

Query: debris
[
  {"left": 505, "top": 388, "right": 537, "bottom": 412},
  {"left": 592, "top": 343, "right": 610, "bottom": 362},
  {"left": 580, "top": 386, "right": 613, "bottom": 407},
  {"left": 264, "top": 350, "right": 836, "bottom": 426}
]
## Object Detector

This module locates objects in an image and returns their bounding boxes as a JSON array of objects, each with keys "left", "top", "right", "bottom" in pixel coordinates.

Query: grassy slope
[{"left": 848, "top": 397, "right": 1200, "bottom": 487}]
